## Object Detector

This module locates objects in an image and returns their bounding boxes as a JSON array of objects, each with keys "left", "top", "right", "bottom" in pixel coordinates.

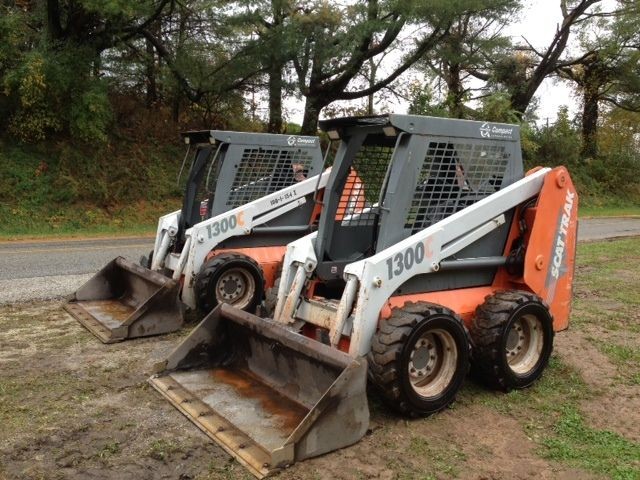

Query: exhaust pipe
[
  {"left": 149, "top": 303, "right": 369, "bottom": 478},
  {"left": 64, "top": 257, "right": 183, "bottom": 343}
]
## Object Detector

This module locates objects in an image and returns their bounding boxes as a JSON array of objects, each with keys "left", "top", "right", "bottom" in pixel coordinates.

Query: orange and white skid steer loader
[
  {"left": 149, "top": 114, "right": 578, "bottom": 477},
  {"left": 64, "top": 130, "right": 333, "bottom": 343}
]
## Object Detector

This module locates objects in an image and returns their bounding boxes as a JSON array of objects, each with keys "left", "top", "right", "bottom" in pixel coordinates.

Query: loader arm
[
  {"left": 339, "top": 167, "right": 552, "bottom": 357},
  {"left": 151, "top": 210, "right": 181, "bottom": 271}
]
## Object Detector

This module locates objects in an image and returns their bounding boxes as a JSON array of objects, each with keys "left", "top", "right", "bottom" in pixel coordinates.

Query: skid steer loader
[
  {"left": 150, "top": 114, "right": 578, "bottom": 477},
  {"left": 65, "top": 130, "right": 331, "bottom": 343}
]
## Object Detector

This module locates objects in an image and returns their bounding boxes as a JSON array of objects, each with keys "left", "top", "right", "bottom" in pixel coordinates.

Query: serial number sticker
[
  {"left": 205, "top": 211, "right": 245, "bottom": 239},
  {"left": 270, "top": 190, "right": 297, "bottom": 207}
]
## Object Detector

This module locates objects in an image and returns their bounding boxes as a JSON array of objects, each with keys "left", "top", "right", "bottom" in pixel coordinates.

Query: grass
[
  {"left": 572, "top": 238, "right": 640, "bottom": 331},
  {"left": 542, "top": 406, "right": 640, "bottom": 480},
  {"left": 589, "top": 339, "right": 640, "bottom": 385},
  {"left": 470, "top": 357, "right": 640, "bottom": 479},
  {"left": 456, "top": 237, "right": 640, "bottom": 479},
  {"left": 1, "top": 135, "right": 638, "bottom": 240},
  {"left": 580, "top": 205, "right": 640, "bottom": 217},
  {"left": 0, "top": 139, "right": 183, "bottom": 239},
  {"left": 0, "top": 201, "right": 178, "bottom": 240}
]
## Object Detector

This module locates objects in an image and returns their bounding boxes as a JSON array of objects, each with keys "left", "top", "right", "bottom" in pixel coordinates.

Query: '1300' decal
[
  {"left": 385, "top": 242, "right": 426, "bottom": 280},
  {"left": 205, "top": 212, "right": 245, "bottom": 239}
]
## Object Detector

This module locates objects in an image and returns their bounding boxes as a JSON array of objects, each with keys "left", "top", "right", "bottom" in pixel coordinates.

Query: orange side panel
[
  {"left": 385, "top": 286, "right": 501, "bottom": 328},
  {"left": 522, "top": 167, "right": 578, "bottom": 331},
  {"left": 206, "top": 246, "right": 286, "bottom": 289}
]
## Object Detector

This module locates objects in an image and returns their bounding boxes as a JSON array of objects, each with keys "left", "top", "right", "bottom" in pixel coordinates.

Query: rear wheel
[
  {"left": 470, "top": 290, "right": 554, "bottom": 391},
  {"left": 368, "top": 302, "right": 470, "bottom": 417},
  {"left": 195, "top": 253, "right": 264, "bottom": 315}
]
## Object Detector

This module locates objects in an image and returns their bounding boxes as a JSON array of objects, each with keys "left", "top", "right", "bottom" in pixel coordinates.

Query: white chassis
[
  {"left": 150, "top": 170, "right": 331, "bottom": 310},
  {"left": 273, "top": 168, "right": 551, "bottom": 357}
]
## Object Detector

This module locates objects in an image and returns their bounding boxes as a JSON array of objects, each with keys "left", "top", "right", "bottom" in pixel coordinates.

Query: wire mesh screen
[
  {"left": 336, "top": 144, "right": 394, "bottom": 227},
  {"left": 226, "top": 148, "right": 314, "bottom": 207},
  {"left": 405, "top": 142, "right": 509, "bottom": 233}
]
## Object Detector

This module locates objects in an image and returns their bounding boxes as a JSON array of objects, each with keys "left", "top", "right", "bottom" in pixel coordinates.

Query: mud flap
[
  {"left": 149, "top": 303, "right": 369, "bottom": 478},
  {"left": 64, "top": 256, "right": 184, "bottom": 343}
]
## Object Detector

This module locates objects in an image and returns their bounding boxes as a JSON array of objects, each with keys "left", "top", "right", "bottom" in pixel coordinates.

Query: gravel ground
[{"left": 0, "top": 274, "right": 92, "bottom": 304}]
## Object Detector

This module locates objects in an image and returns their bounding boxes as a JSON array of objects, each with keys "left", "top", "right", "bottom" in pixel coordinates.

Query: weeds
[
  {"left": 408, "top": 436, "right": 466, "bottom": 477},
  {"left": 97, "top": 441, "right": 121, "bottom": 459},
  {"left": 147, "top": 439, "right": 181, "bottom": 461}
]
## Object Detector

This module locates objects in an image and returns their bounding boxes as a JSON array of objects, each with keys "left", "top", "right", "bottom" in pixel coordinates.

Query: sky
[{"left": 280, "top": 0, "right": 608, "bottom": 126}]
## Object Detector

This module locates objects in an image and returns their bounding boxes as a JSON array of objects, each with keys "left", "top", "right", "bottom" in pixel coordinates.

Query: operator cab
[
  {"left": 177, "top": 130, "right": 325, "bottom": 248},
  {"left": 314, "top": 114, "right": 524, "bottom": 290}
]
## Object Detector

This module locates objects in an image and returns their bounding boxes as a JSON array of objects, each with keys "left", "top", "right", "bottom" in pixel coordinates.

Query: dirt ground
[{"left": 1, "top": 239, "right": 639, "bottom": 480}]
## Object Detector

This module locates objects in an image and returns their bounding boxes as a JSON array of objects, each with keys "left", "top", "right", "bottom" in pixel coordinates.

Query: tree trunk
[
  {"left": 46, "top": 0, "right": 63, "bottom": 39},
  {"left": 265, "top": 0, "right": 286, "bottom": 133},
  {"left": 445, "top": 62, "right": 465, "bottom": 118},
  {"left": 301, "top": 96, "right": 324, "bottom": 135},
  {"left": 581, "top": 78, "right": 599, "bottom": 159},
  {"left": 367, "top": 58, "right": 377, "bottom": 115},
  {"left": 145, "top": 36, "right": 158, "bottom": 107},
  {"left": 171, "top": 6, "right": 188, "bottom": 122},
  {"left": 267, "top": 62, "right": 284, "bottom": 133}
]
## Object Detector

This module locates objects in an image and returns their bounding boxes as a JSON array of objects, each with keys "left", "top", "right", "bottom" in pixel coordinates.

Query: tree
[
  {"left": 556, "top": 1, "right": 640, "bottom": 157},
  {"left": 419, "top": 0, "right": 520, "bottom": 118},
  {"left": 288, "top": 0, "right": 464, "bottom": 134},
  {"left": 500, "top": 0, "right": 605, "bottom": 116},
  {"left": 0, "top": 0, "right": 173, "bottom": 141}
]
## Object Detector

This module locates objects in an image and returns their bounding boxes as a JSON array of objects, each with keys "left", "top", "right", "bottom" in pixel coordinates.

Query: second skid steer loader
[
  {"left": 150, "top": 114, "right": 578, "bottom": 477},
  {"left": 65, "top": 130, "right": 330, "bottom": 343}
]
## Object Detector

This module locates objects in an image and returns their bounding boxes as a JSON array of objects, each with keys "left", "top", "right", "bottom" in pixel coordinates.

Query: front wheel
[
  {"left": 194, "top": 252, "right": 264, "bottom": 315},
  {"left": 368, "top": 302, "right": 471, "bottom": 417},
  {"left": 470, "top": 290, "right": 554, "bottom": 391}
]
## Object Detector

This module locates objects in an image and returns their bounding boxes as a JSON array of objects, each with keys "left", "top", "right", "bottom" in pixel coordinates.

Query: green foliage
[
  {"left": 2, "top": 42, "right": 113, "bottom": 143},
  {"left": 526, "top": 107, "right": 582, "bottom": 169},
  {"left": 524, "top": 105, "right": 640, "bottom": 206},
  {"left": 477, "top": 92, "right": 520, "bottom": 123},
  {"left": 70, "top": 82, "right": 113, "bottom": 143},
  {"left": 0, "top": 139, "right": 183, "bottom": 236},
  {"left": 407, "top": 82, "right": 449, "bottom": 117},
  {"left": 4, "top": 52, "right": 63, "bottom": 141}
]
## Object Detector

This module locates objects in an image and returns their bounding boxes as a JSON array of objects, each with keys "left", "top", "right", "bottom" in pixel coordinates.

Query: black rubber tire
[
  {"left": 368, "top": 301, "right": 471, "bottom": 417},
  {"left": 194, "top": 252, "right": 264, "bottom": 315},
  {"left": 470, "top": 290, "right": 554, "bottom": 391}
]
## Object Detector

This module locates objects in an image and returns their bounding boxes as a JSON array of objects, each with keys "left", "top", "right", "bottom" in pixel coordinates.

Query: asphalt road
[
  {"left": 1, "top": 217, "right": 639, "bottom": 304},
  {"left": 0, "top": 236, "right": 153, "bottom": 304}
]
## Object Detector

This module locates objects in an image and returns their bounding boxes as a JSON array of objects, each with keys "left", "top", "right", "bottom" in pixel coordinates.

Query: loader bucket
[
  {"left": 149, "top": 303, "right": 369, "bottom": 478},
  {"left": 64, "top": 256, "right": 183, "bottom": 343}
]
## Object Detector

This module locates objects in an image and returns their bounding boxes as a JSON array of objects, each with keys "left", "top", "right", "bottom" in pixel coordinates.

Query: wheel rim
[
  {"left": 214, "top": 268, "right": 256, "bottom": 310},
  {"left": 505, "top": 313, "right": 544, "bottom": 375},
  {"left": 407, "top": 328, "right": 458, "bottom": 398}
]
